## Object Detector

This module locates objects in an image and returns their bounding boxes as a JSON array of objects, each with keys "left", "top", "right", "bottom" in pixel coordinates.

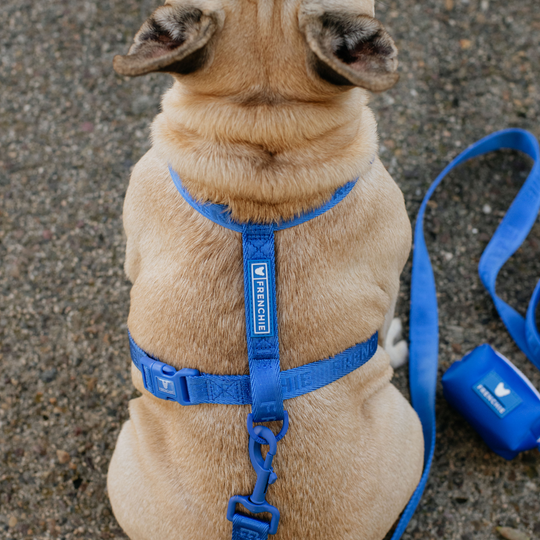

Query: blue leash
[{"left": 393, "top": 128, "right": 540, "bottom": 539}]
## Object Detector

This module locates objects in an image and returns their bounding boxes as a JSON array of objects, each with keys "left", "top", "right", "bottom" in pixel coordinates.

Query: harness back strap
[{"left": 241, "top": 224, "right": 284, "bottom": 422}]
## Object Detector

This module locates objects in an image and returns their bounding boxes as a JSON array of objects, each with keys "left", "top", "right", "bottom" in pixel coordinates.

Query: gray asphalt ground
[{"left": 1, "top": 0, "right": 539, "bottom": 539}]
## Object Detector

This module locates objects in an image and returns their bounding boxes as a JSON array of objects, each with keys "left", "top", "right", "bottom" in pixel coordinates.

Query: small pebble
[
  {"left": 496, "top": 527, "right": 530, "bottom": 540},
  {"left": 80, "top": 122, "right": 94, "bottom": 133},
  {"left": 56, "top": 450, "right": 71, "bottom": 464},
  {"left": 41, "top": 368, "right": 58, "bottom": 383},
  {"left": 443, "top": 251, "right": 454, "bottom": 261}
]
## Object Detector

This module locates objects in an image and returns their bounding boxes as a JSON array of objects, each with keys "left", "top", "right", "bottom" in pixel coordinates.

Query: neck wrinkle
[{"left": 152, "top": 86, "right": 378, "bottom": 223}]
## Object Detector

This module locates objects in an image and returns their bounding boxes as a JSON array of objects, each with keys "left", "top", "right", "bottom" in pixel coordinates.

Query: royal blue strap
[
  {"left": 392, "top": 128, "right": 540, "bottom": 539},
  {"left": 477, "top": 130, "right": 540, "bottom": 367},
  {"left": 241, "top": 224, "right": 284, "bottom": 422},
  {"left": 168, "top": 166, "right": 357, "bottom": 232},
  {"left": 129, "top": 331, "right": 378, "bottom": 405},
  {"left": 232, "top": 514, "right": 269, "bottom": 540},
  {"left": 526, "top": 281, "right": 540, "bottom": 362}
]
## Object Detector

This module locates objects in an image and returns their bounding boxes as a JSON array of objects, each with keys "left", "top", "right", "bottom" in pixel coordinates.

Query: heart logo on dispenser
[{"left": 494, "top": 382, "right": 511, "bottom": 398}]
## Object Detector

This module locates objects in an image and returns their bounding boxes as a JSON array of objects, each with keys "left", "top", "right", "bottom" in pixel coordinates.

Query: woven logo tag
[
  {"left": 473, "top": 370, "right": 522, "bottom": 418},
  {"left": 250, "top": 261, "right": 273, "bottom": 337},
  {"left": 156, "top": 377, "right": 176, "bottom": 397}
]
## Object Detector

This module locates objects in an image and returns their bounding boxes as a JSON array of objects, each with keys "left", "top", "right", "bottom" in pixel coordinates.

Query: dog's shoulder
[
  {"left": 123, "top": 147, "right": 182, "bottom": 232},
  {"left": 125, "top": 148, "right": 170, "bottom": 202},
  {"left": 350, "top": 158, "right": 410, "bottom": 227},
  {"left": 349, "top": 158, "right": 412, "bottom": 268}
]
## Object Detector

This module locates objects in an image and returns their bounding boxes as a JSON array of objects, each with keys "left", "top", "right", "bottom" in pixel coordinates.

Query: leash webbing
[
  {"left": 231, "top": 513, "right": 270, "bottom": 540},
  {"left": 392, "top": 128, "right": 540, "bottom": 539}
]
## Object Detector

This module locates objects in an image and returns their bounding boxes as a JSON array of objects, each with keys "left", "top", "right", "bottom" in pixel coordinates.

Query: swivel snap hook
[
  {"left": 227, "top": 419, "right": 286, "bottom": 535},
  {"left": 248, "top": 425, "right": 278, "bottom": 505}
]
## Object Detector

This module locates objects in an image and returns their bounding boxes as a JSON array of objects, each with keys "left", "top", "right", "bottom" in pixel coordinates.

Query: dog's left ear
[
  {"left": 301, "top": 13, "right": 399, "bottom": 92},
  {"left": 113, "top": 5, "right": 222, "bottom": 77}
]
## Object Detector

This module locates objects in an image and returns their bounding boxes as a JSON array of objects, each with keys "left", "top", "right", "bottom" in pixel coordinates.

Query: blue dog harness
[{"left": 129, "top": 170, "right": 380, "bottom": 538}]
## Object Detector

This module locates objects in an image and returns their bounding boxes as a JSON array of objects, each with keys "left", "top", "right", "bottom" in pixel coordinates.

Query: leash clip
[{"left": 227, "top": 426, "right": 281, "bottom": 535}]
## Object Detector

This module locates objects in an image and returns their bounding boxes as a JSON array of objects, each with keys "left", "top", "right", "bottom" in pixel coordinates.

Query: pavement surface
[{"left": 1, "top": 0, "right": 539, "bottom": 538}]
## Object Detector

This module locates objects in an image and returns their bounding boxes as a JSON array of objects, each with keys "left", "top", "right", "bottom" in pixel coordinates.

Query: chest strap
[{"left": 130, "top": 331, "right": 377, "bottom": 406}]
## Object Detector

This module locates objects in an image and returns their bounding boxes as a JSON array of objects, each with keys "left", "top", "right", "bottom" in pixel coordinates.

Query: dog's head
[{"left": 113, "top": 0, "right": 398, "bottom": 100}]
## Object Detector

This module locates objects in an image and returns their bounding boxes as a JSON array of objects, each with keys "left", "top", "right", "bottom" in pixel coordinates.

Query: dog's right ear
[{"left": 113, "top": 5, "right": 222, "bottom": 77}]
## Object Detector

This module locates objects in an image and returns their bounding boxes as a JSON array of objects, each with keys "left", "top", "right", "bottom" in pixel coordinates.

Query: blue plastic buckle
[
  {"left": 139, "top": 356, "right": 199, "bottom": 405},
  {"left": 227, "top": 426, "right": 281, "bottom": 535}
]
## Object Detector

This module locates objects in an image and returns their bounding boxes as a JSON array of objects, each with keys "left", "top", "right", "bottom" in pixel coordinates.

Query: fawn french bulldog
[{"left": 108, "top": 0, "right": 424, "bottom": 538}]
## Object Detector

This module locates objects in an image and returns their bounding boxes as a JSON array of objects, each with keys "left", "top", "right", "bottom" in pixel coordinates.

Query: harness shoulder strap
[{"left": 168, "top": 166, "right": 357, "bottom": 232}]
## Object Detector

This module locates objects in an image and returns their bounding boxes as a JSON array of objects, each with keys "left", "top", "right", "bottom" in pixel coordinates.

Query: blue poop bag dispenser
[{"left": 442, "top": 345, "right": 540, "bottom": 460}]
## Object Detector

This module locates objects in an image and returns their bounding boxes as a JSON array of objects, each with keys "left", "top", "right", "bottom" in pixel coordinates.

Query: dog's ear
[
  {"left": 113, "top": 5, "right": 221, "bottom": 77},
  {"left": 301, "top": 13, "right": 399, "bottom": 92}
]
